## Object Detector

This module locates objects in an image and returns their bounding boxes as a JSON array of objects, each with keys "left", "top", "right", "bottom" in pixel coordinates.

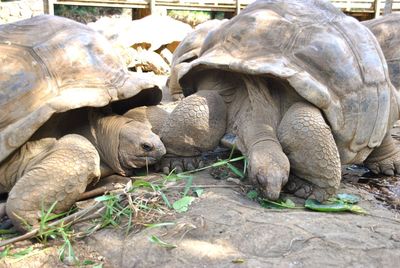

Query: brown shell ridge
[
  {"left": 329, "top": 22, "right": 376, "bottom": 151},
  {"left": 335, "top": 21, "right": 390, "bottom": 150}
]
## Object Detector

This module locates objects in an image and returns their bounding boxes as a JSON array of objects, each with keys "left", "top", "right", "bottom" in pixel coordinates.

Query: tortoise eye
[{"left": 141, "top": 143, "right": 153, "bottom": 152}]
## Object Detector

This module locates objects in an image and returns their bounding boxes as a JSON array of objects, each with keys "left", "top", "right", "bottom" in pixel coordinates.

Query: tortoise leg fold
[
  {"left": 6, "top": 134, "right": 100, "bottom": 232},
  {"left": 278, "top": 102, "right": 341, "bottom": 202},
  {"left": 364, "top": 134, "right": 400, "bottom": 176}
]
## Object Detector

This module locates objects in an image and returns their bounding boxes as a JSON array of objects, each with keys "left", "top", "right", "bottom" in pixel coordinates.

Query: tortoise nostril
[{"left": 141, "top": 142, "right": 154, "bottom": 152}]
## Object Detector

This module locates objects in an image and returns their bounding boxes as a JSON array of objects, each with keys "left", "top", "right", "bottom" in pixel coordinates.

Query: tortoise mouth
[{"left": 120, "top": 156, "right": 158, "bottom": 171}]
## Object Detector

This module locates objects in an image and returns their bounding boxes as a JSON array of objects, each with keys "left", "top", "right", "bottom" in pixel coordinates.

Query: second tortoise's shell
[
  {"left": 363, "top": 14, "right": 400, "bottom": 90},
  {"left": 172, "top": 0, "right": 396, "bottom": 164},
  {"left": 0, "top": 15, "right": 162, "bottom": 163}
]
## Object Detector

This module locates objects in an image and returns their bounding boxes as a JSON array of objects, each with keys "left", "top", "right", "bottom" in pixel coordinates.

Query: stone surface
[{"left": 0, "top": 0, "right": 44, "bottom": 24}]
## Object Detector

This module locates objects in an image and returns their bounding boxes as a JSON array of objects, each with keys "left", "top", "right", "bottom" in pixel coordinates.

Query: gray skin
[
  {"left": 147, "top": 0, "right": 400, "bottom": 202},
  {"left": 0, "top": 15, "right": 165, "bottom": 231}
]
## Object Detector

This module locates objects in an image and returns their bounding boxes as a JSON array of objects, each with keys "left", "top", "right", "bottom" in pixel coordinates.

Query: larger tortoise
[
  {"left": 0, "top": 15, "right": 166, "bottom": 230},
  {"left": 161, "top": 0, "right": 400, "bottom": 201}
]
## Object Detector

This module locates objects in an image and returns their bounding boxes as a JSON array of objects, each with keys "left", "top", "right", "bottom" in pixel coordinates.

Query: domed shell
[
  {"left": 169, "top": 19, "right": 227, "bottom": 97},
  {"left": 172, "top": 0, "right": 395, "bottom": 163},
  {"left": 363, "top": 14, "right": 400, "bottom": 90},
  {"left": 0, "top": 15, "right": 162, "bottom": 163}
]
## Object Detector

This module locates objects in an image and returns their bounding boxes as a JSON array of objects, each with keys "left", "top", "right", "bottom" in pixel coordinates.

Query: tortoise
[
  {"left": 363, "top": 14, "right": 400, "bottom": 91},
  {"left": 0, "top": 15, "right": 166, "bottom": 231},
  {"left": 160, "top": 0, "right": 400, "bottom": 201}
]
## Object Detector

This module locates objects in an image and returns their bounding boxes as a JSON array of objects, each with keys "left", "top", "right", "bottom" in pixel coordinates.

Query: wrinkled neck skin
[
  {"left": 194, "top": 71, "right": 301, "bottom": 154},
  {"left": 88, "top": 110, "right": 130, "bottom": 176}
]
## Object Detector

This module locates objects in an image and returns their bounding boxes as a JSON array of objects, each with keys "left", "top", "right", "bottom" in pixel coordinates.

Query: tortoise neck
[{"left": 88, "top": 110, "right": 131, "bottom": 176}]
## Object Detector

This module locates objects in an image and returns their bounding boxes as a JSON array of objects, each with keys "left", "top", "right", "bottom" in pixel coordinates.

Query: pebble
[{"left": 390, "top": 233, "right": 400, "bottom": 242}]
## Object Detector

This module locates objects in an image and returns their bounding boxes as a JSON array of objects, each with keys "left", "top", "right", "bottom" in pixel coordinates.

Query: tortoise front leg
[
  {"left": 364, "top": 133, "right": 400, "bottom": 176},
  {"left": 159, "top": 90, "right": 227, "bottom": 173},
  {"left": 6, "top": 134, "right": 100, "bottom": 231},
  {"left": 278, "top": 102, "right": 341, "bottom": 201}
]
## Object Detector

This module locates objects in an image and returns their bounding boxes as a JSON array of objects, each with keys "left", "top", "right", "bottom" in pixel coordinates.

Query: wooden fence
[{"left": 46, "top": 0, "right": 400, "bottom": 19}]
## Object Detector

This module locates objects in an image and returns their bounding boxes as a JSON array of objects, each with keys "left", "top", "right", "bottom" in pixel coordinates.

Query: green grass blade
[
  {"left": 226, "top": 163, "right": 245, "bottom": 179},
  {"left": 132, "top": 180, "right": 154, "bottom": 189},
  {"left": 183, "top": 175, "right": 194, "bottom": 197},
  {"left": 10, "top": 246, "right": 33, "bottom": 259},
  {"left": 159, "top": 191, "right": 172, "bottom": 208},
  {"left": 144, "top": 222, "right": 176, "bottom": 229},
  {"left": 0, "top": 229, "right": 17, "bottom": 235},
  {"left": 149, "top": 235, "right": 177, "bottom": 248},
  {"left": 94, "top": 195, "right": 116, "bottom": 202},
  {"left": 82, "top": 260, "right": 96, "bottom": 265}
]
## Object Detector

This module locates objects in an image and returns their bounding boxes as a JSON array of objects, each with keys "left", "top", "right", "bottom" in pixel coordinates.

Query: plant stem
[{"left": 0, "top": 202, "right": 104, "bottom": 247}]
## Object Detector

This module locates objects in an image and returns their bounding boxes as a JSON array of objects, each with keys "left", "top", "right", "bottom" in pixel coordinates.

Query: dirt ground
[
  {"left": 3, "top": 169, "right": 399, "bottom": 268},
  {"left": 83, "top": 171, "right": 400, "bottom": 268},
  {"left": 2, "top": 128, "right": 400, "bottom": 267}
]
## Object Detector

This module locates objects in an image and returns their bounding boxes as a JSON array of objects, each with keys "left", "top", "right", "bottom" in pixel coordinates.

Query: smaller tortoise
[
  {"left": 157, "top": 0, "right": 400, "bottom": 201},
  {"left": 0, "top": 15, "right": 166, "bottom": 231}
]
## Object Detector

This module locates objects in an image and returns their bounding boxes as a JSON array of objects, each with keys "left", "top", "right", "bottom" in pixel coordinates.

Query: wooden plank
[
  {"left": 235, "top": 0, "right": 240, "bottom": 14},
  {"left": 374, "top": 0, "right": 381, "bottom": 17},
  {"left": 150, "top": 0, "right": 156, "bottom": 13},
  {"left": 54, "top": 0, "right": 148, "bottom": 8},
  {"left": 50, "top": 0, "right": 400, "bottom": 15}
]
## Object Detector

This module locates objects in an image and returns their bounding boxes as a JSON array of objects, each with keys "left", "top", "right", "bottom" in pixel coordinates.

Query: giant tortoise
[
  {"left": 0, "top": 15, "right": 166, "bottom": 231},
  {"left": 161, "top": 0, "right": 400, "bottom": 201}
]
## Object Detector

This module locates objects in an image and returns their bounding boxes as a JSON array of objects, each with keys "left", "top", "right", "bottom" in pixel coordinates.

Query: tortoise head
[
  {"left": 118, "top": 120, "right": 166, "bottom": 171},
  {"left": 90, "top": 111, "right": 165, "bottom": 175}
]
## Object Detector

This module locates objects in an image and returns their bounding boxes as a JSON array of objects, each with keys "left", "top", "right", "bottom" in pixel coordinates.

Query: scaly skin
[
  {"left": 6, "top": 134, "right": 100, "bottom": 231},
  {"left": 153, "top": 77, "right": 341, "bottom": 201},
  {"left": 278, "top": 102, "right": 341, "bottom": 201},
  {"left": 364, "top": 134, "right": 400, "bottom": 176}
]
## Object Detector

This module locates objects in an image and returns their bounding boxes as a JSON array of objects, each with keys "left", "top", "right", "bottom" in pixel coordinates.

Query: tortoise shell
[{"left": 363, "top": 14, "right": 400, "bottom": 90}]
